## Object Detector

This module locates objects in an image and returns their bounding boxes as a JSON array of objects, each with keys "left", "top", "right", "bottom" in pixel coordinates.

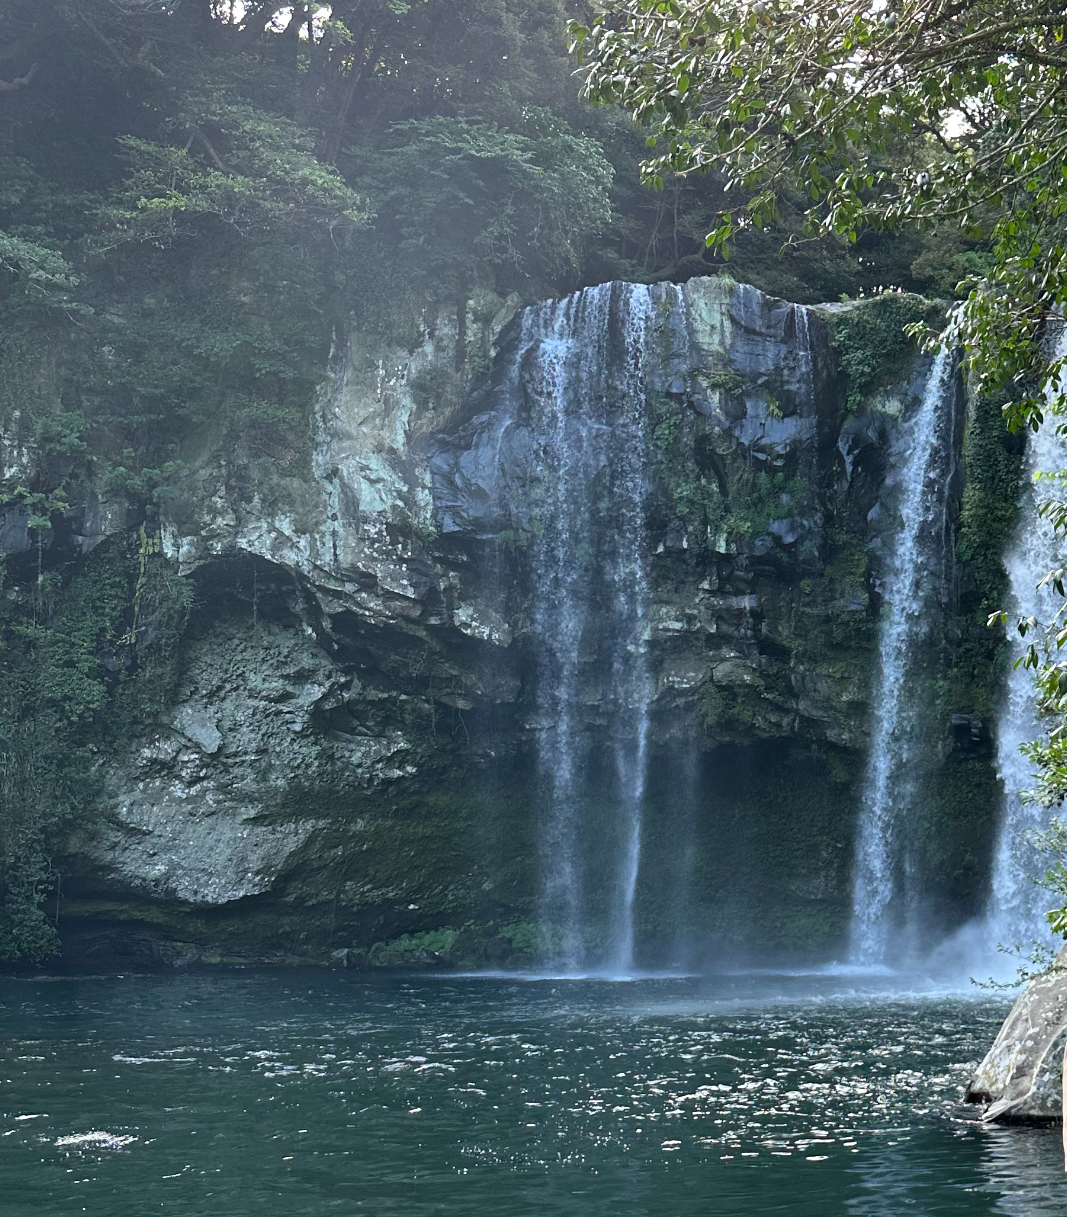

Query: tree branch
[{"left": 194, "top": 128, "right": 233, "bottom": 174}]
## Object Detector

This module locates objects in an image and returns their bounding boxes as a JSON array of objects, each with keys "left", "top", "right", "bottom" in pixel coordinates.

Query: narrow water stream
[
  {"left": 2, "top": 971, "right": 1063, "bottom": 1217},
  {"left": 850, "top": 350, "right": 958, "bottom": 964},
  {"left": 987, "top": 328, "right": 1067, "bottom": 953}
]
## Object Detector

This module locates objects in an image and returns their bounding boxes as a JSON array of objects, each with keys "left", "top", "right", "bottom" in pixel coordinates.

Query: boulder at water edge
[{"left": 967, "top": 951, "right": 1067, "bottom": 1123}]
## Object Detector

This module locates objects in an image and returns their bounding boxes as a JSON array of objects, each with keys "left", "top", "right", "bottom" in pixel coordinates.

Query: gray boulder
[{"left": 967, "top": 952, "right": 1067, "bottom": 1123}]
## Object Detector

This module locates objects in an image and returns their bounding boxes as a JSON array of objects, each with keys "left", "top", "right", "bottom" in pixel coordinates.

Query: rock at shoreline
[{"left": 967, "top": 953, "right": 1067, "bottom": 1124}]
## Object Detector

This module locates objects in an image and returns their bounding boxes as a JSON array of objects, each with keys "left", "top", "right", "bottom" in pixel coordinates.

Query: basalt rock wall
[{"left": 0, "top": 277, "right": 1009, "bottom": 969}]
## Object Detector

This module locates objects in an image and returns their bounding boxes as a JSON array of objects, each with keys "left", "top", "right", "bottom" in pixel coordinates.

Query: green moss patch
[{"left": 825, "top": 294, "right": 939, "bottom": 412}]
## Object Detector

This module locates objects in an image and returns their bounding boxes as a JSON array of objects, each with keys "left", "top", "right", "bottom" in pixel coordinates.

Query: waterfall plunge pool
[{"left": 2, "top": 971, "right": 1064, "bottom": 1216}]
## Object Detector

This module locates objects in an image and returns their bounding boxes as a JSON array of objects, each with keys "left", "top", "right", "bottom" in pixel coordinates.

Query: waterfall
[
  {"left": 523, "top": 283, "right": 655, "bottom": 974},
  {"left": 794, "top": 304, "right": 816, "bottom": 405},
  {"left": 850, "top": 350, "right": 957, "bottom": 965},
  {"left": 986, "top": 329, "right": 1067, "bottom": 954}
]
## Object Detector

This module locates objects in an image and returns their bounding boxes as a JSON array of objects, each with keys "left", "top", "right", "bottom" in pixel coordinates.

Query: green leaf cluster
[
  {"left": 108, "top": 90, "right": 367, "bottom": 247},
  {"left": 355, "top": 109, "right": 613, "bottom": 297},
  {"left": 573, "top": 0, "right": 1067, "bottom": 426},
  {"left": 825, "top": 293, "right": 936, "bottom": 412}
]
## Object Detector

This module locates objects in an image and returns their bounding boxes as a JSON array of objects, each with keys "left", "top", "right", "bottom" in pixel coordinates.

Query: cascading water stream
[
  {"left": 850, "top": 350, "right": 956, "bottom": 965},
  {"left": 607, "top": 286, "right": 656, "bottom": 975},
  {"left": 986, "top": 329, "right": 1067, "bottom": 954},
  {"left": 523, "top": 283, "right": 655, "bottom": 974}
]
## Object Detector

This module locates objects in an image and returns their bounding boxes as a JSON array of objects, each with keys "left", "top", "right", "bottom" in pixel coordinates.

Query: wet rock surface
[
  {"left": 5, "top": 277, "right": 988, "bottom": 966},
  {"left": 428, "top": 277, "right": 936, "bottom": 753}
]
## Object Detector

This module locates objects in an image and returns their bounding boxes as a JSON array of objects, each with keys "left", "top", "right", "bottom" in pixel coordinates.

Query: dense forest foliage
[
  {"left": 0, "top": 0, "right": 981, "bottom": 961},
  {"left": 0, "top": 0, "right": 973, "bottom": 408},
  {"left": 573, "top": 0, "right": 1067, "bottom": 431}
]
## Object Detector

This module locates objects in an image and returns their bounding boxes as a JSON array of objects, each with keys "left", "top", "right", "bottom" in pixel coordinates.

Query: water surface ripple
[{"left": 1, "top": 972, "right": 1064, "bottom": 1215}]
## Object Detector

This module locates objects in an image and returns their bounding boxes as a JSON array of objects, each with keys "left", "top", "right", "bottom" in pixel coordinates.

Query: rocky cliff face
[
  {"left": 430, "top": 280, "right": 913, "bottom": 752},
  {"left": 0, "top": 277, "right": 1006, "bottom": 968}
]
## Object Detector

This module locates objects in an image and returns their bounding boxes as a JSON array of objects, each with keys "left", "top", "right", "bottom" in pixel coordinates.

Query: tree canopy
[{"left": 572, "top": 0, "right": 1067, "bottom": 430}]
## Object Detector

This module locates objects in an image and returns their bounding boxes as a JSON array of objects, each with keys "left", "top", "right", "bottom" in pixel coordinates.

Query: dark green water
[{"left": 1, "top": 971, "right": 1064, "bottom": 1216}]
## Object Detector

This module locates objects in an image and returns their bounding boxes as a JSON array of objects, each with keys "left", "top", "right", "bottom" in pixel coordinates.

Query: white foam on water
[{"left": 56, "top": 1130, "right": 138, "bottom": 1150}]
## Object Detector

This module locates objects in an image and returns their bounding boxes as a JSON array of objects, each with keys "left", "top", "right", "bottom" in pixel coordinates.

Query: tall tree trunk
[{"left": 322, "top": 26, "right": 373, "bottom": 165}]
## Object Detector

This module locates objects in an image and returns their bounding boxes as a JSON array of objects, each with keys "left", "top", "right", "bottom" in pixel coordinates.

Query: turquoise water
[{"left": 1, "top": 971, "right": 1064, "bottom": 1216}]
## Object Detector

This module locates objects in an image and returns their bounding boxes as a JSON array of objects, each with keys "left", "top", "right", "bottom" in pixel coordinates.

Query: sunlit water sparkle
[{"left": 1, "top": 971, "right": 1065, "bottom": 1215}]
